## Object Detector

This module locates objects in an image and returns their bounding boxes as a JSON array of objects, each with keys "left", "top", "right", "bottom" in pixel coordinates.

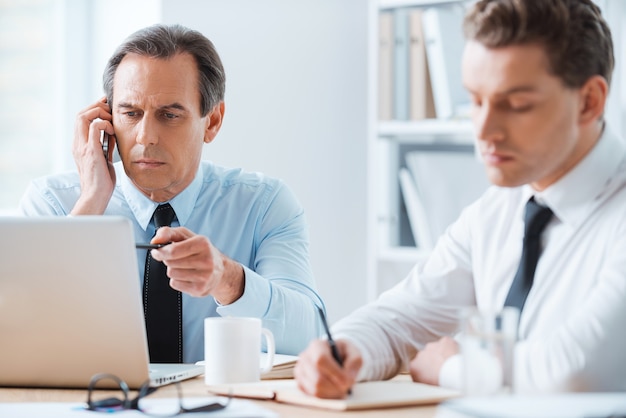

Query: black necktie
[
  {"left": 143, "top": 203, "right": 183, "bottom": 363},
  {"left": 504, "top": 197, "right": 553, "bottom": 312}
]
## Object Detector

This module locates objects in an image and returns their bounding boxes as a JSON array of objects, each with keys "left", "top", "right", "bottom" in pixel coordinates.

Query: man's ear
[
  {"left": 204, "top": 102, "right": 225, "bottom": 144},
  {"left": 578, "top": 75, "right": 608, "bottom": 126}
]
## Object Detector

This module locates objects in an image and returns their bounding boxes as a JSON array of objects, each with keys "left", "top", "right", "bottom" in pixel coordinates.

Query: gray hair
[{"left": 103, "top": 24, "right": 225, "bottom": 116}]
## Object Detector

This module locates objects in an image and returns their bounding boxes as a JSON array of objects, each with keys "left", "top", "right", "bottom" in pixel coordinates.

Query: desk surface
[{"left": 0, "top": 376, "right": 439, "bottom": 418}]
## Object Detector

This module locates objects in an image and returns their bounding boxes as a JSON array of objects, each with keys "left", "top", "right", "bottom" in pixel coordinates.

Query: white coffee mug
[{"left": 203, "top": 317, "right": 275, "bottom": 385}]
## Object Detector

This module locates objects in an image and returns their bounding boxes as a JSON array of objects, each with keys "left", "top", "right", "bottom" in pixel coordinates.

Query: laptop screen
[{"left": 0, "top": 216, "right": 153, "bottom": 388}]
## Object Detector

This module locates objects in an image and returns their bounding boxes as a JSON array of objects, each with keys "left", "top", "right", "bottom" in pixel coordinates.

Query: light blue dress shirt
[{"left": 19, "top": 161, "right": 325, "bottom": 362}]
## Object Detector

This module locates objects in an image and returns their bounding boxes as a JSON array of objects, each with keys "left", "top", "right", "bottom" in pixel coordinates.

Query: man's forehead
[
  {"left": 114, "top": 89, "right": 190, "bottom": 109},
  {"left": 462, "top": 40, "right": 554, "bottom": 93},
  {"left": 113, "top": 53, "right": 199, "bottom": 92},
  {"left": 112, "top": 54, "right": 201, "bottom": 113}
]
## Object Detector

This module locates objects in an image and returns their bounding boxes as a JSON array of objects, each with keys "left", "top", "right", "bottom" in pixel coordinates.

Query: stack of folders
[
  {"left": 378, "top": 3, "right": 470, "bottom": 121},
  {"left": 399, "top": 150, "right": 490, "bottom": 250}
]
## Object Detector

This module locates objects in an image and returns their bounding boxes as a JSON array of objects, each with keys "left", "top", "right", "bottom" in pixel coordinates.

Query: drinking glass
[{"left": 460, "top": 307, "right": 519, "bottom": 395}]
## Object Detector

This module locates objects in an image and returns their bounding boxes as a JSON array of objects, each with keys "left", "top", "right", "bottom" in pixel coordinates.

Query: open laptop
[{"left": 0, "top": 216, "right": 203, "bottom": 389}]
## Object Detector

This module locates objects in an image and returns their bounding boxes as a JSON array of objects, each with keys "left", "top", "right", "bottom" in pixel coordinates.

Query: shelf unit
[
  {"left": 367, "top": 0, "right": 476, "bottom": 299},
  {"left": 367, "top": 0, "right": 625, "bottom": 302}
]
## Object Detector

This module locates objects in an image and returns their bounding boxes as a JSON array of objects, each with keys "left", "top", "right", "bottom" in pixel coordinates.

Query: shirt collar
[
  {"left": 119, "top": 163, "right": 204, "bottom": 231},
  {"left": 529, "top": 123, "right": 626, "bottom": 228}
]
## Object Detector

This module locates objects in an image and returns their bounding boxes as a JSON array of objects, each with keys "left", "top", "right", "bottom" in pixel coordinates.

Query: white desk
[{"left": 0, "top": 376, "right": 438, "bottom": 418}]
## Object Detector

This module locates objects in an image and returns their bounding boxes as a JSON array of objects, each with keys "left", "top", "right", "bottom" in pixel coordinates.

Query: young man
[
  {"left": 20, "top": 24, "right": 324, "bottom": 363},
  {"left": 295, "top": 0, "right": 626, "bottom": 396}
]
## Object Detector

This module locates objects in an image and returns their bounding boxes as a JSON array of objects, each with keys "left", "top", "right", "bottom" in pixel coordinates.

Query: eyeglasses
[{"left": 86, "top": 373, "right": 230, "bottom": 416}]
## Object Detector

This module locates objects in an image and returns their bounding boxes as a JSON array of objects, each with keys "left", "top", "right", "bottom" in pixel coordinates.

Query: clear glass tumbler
[{"left": 460, "top": 307, "right": 520, "bottom": 396}]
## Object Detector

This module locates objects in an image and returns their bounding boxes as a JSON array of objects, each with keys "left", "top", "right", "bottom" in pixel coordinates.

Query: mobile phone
[{"left": 101, "top": 131, "right": 110, "bottom": 161}]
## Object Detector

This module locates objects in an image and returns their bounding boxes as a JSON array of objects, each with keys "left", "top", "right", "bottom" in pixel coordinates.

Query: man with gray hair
[{"left": 20, "top": 24, "right": 324, "bottom": 363}]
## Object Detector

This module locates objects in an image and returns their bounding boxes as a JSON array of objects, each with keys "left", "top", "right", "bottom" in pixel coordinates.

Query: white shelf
[
  {"left": 379, "top": 0, "right": 463, "bottom": 9},
  {"left": 378, "top": 119, "right": 475, "bottom": 144}
]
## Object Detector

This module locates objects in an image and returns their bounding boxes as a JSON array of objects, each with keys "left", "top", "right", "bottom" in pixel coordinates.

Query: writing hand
[{"left": 294, "top": 338, "right": 362, "bottom": 399}]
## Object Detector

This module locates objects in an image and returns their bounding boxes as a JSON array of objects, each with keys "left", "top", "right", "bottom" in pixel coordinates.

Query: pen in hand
[
  {"left": 317, "top": 306, "right": 343, "bottom": 367},
  {"left": 317, "top": 306, "right": 352, "bottom": 395},
  {"left": 135, "top": 242, "right": 171, "bottom": 250}
]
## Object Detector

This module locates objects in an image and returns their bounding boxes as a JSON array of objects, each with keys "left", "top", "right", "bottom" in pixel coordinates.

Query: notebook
[
  {"left": 206, "top": 376, "right": 460, "bottom": 411},
  {"left": 0, "top": 216, "right": 203, "bottom": 389}
]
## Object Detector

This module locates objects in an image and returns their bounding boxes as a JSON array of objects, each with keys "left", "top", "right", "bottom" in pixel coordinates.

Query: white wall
[
  {"left": 91, "top": 1, "right": 162, "bottom": 99},
  {"left": 160, "top": 0, "right": 370, "bottom": 323}
]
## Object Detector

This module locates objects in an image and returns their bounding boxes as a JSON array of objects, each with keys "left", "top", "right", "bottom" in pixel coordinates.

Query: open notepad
[{"left": 206, "top": 378, "right": 460, "bottom": 411}]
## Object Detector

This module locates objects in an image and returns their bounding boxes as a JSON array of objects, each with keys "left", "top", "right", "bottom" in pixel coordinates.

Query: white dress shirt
[{"left": 333, "top": 124, "right": 626, "bottom": 393}]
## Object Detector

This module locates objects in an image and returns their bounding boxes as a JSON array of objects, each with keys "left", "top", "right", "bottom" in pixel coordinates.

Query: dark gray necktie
[
  {"left": 143, "top": 203, "right": 182, "bottom": 363},
  {"left": 504, "top": 197, "right": 553, "bottom": 312}
]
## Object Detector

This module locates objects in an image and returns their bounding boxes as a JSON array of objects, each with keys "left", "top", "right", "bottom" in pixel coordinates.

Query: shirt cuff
[
  {"left": 215, "top": 265, "right": 271, "bottom": 317},
  {"left": 439, "top": 354, "right": 463, "bottom": 391}
]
